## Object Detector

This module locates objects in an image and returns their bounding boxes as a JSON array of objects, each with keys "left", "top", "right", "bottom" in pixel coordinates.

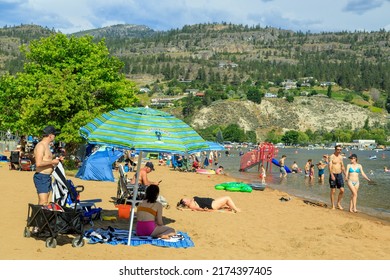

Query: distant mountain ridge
[{"left": 71, "top": 24, "right": 156, "bottom": 38}]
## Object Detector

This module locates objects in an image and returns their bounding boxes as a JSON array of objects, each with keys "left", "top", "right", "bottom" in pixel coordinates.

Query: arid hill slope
[{"left": 191, "top": 97, "right": 389, "bottom": 139}]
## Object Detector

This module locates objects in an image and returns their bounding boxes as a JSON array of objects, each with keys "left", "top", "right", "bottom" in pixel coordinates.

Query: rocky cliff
[{"left": 191, "top": 97, "right": 389, "bottom": 139}]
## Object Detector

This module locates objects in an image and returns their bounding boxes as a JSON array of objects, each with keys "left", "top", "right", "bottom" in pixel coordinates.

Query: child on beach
[
  {"left": 259, "top": 164, "right": 266, "bottom": 184},
  {"left": 304, "top": 159, "right": 312, "bottom": 177},
  {"left": 279, "top": 155, "right": 287, "bottom": 178},
  {"left": 309, "top": 164, "right": 315, "bottom": 180}
]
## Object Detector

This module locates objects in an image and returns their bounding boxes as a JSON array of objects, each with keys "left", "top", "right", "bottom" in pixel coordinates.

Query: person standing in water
[
  {"left": 345, "top": 154, "right": 371, "bottom": 213},
  {"left": 328, "top": 145, "right": 346, "bottom": 210}
]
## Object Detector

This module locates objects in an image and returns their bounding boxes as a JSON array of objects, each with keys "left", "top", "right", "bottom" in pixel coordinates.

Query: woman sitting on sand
[
  {"left": 136, "top": 184, "right": 176, "bottom": 239},
  {"left": 177, "top": 196, "right": 241, "bottom": 213}
]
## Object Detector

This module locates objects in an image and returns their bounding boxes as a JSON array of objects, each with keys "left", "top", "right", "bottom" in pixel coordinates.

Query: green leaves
[{"left": 0, "top": 33, "right": 138, "bottom": 143}]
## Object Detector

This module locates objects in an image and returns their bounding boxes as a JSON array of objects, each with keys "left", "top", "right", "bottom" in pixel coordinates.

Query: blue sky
[{"left": 1, "top": 0, "right": 389, "bottom": 34}]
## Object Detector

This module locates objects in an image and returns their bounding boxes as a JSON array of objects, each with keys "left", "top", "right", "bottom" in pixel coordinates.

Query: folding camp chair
[
  {"left": 52, "top": 162, "right": 102, "bottom": 225},
  {"left": 9, "top": 150, "right": 20, "bottom": 170},
  {"left": 116, "top": 164, "right": 145, "bottom": 206}
]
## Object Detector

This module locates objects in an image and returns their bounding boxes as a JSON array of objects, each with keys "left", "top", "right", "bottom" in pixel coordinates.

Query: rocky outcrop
[{"left": 191, "top": 97, "right": 389, "bottom": 139}]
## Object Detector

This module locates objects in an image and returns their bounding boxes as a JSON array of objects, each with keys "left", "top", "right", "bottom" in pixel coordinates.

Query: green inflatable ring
[
  {"left": 215, "top": 182, "right": 253, "bottom": 193},
  {"left": 214, "top": 184, "right": 226, "bottom": 190}
]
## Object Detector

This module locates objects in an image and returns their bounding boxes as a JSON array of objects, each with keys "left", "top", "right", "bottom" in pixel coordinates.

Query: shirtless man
[
  {"left": 33, "top": 126, "right": 63, "bottom": 205},
  {"left": 304, "top": 159, "right": 312, "bottom": 177},
  {"left": 328, "top": 145, "right": 346, "bottom": 210},
  {"left": 279, "top": 155, "right": 287, "bottom": 178},
  {"left": 131, "top": 161, "right": 160, "bottom": 186}
]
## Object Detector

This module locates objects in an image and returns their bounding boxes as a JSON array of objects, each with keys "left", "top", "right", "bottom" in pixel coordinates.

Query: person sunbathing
[
  {"left": 136, "top": 184, "right": 175, "bottom": 239},
  {"left": 177, "top": 196, "right": 241, "bottom": 212}
]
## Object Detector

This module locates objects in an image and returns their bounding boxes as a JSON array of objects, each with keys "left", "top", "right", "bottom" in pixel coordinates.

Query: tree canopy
[{"left": 0, "top": 33, "right": 138, "bottom": 144}]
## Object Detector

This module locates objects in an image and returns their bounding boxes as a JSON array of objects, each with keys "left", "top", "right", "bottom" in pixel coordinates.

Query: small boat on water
[{"left": 369, "top": 155, "right": 377, "bottom": 160}]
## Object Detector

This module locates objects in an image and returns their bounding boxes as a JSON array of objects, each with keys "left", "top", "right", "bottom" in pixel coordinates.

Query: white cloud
[{"left": 0, "top": 0, "right": 389, "bottom": 33}]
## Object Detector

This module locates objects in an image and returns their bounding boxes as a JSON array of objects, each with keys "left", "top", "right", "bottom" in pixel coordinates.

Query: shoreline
[
  {"left": 1, "top": 159, "right": 390, "bottom": 260},
  {"left": 221, "top": 148, "right": 390, "bottom": 224}
]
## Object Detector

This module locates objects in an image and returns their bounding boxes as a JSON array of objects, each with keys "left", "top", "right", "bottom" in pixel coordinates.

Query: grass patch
[{"left": 369, "top": 106, "right": 383, "bottom": 113}]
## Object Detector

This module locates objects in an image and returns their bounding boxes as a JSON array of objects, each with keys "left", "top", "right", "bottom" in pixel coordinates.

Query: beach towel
[{"left": 84, "top": 226, "right": 194, "bottom": 248}]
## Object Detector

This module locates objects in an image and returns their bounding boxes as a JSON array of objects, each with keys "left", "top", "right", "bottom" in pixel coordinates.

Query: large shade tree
[{"left": 0, "top": 33, "right": 138, "bottom": 145}]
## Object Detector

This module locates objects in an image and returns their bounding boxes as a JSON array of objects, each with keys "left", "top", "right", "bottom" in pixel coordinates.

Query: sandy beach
[{"left": 0, "top": 156, "right": 389, "bottom": 261}]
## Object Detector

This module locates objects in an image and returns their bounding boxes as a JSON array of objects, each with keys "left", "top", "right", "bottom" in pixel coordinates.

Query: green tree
[
  {"left": 281, "top": 130, "right": 299, "bottom": 145},
  {"left": 223, "top": 124, "right": 246, "bottom": 142},
  {"left": 265, "top": 129, "right": 282, "bottom": 144},
  {"left": 0, "top": 33, "right": 138, "bottom": 145},
  {"left": 246, "top": 86, "right": 262, "bottom": 104},
  {"left": 327, "top": 85, "right": 332, "bottom": 98},
  {"left": 245, "top": 130, "right": 257, "bottom": 144}
]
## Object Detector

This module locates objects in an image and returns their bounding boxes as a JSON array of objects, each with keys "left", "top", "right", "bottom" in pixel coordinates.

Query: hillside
[
  {"left": 0, "top": 23, "right": 389, "bottom": 140},
  {"left": 191, "top": 97, "right": 389, "bottom": 140}
]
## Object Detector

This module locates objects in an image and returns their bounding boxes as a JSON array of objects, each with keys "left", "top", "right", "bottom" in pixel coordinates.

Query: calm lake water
[{"left": 217, "top": 147, "right": 390, "bottom": 222}]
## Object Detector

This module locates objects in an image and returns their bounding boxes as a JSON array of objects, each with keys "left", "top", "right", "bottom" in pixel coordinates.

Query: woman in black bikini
[{"left": 177, "top": 196, "right": 241, "bottom": 212}]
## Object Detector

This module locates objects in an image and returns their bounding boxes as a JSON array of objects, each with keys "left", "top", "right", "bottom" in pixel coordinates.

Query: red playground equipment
[{"left": 239, "top": 142, "right": 278, "bottom": 172}]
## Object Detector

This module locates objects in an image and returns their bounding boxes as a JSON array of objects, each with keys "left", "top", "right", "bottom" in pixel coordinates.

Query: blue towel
[{"left": 84, "top": 227, "right": 194, "bottom": 248}]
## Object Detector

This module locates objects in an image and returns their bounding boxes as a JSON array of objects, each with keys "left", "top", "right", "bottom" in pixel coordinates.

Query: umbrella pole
[{"left": 127, "top": 151, "right": 143, "bottom": 246}]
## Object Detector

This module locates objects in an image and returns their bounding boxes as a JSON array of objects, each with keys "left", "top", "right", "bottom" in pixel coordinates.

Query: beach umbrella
[
  {"left": 79, "top": 106, "right": 209, "bottom": 245},
  {"left": 204, "top": 141, "right": 225, "bottom": 151}
]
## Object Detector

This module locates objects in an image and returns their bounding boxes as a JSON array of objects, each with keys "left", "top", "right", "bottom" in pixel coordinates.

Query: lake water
[{"left": 216, "top": 147, "right": 390, "bottom": 222}]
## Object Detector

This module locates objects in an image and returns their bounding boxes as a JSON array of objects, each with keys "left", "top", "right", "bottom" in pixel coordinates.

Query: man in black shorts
[{"left": 328, "top": 145, "right": 346, "bottom": 210}]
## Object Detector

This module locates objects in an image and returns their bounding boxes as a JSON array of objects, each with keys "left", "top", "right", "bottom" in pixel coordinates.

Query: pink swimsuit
[{"left": 136, "top": 220, "right": 156, "bottom": 236}]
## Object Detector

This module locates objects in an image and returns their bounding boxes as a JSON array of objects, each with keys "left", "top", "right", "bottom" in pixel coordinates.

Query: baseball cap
[
  {"left": 145, "top": 161, "right": 155, "bottom": 170},
  {"left": 348, "top": 154, "right": 358, "bottom": 159},
  {"left": 43, "top": 125, "right": 60, "bottom": 136}
]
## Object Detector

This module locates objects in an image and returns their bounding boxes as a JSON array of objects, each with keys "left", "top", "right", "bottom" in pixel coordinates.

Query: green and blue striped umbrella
[
  {"left": 80, "top": 107, "right": 209, "bottom": 154},
  {"left": 80, "top": 106, "right": 209, "bottom": 245}
]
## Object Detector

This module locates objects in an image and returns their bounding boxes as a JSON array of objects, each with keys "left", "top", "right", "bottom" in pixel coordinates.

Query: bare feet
[
  {"left": 337, "top": 204, "right": 344, "bottom": 210},
  {"left": 158, "top": 233, "right": 175, "bottom": 239}
]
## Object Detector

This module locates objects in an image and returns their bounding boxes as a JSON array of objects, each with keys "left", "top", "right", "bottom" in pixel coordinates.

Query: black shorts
[{"left": 329, "top": 173, "right": 344, "bottom": 189}]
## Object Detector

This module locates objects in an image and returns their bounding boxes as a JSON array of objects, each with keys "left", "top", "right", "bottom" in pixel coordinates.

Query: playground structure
[{"left": 239, "top": 142, "right": 278, "bottom": 172}]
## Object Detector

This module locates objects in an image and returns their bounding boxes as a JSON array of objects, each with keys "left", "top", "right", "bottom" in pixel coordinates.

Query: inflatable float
[
  {"left": 215, "top": 182, "right": 252, "bottom": 193},
  {"left": 271, "top": 158, "right": 292, "bottom": 173},
  {"left": 196, "top": 169, "right": 216, "bottom": 175},
  {"left": 250, "top": 182, "right": 266, "bottom": 191}
]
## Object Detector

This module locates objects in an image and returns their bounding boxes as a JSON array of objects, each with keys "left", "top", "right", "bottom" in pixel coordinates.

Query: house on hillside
[
  {"left": 281, "top": 79, "right": 297, "bottom": 90},
  {"left": 264, "top": 92, "right": 277, "bottom": 98},
  {"left": 139, "top": 87, "right": 151, "bottom": 93}
]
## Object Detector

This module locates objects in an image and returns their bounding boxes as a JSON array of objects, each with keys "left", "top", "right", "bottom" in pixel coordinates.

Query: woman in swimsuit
[
  {"left": 316, "top": 161, "right": 327, "bottom": 182},
  {"left": 135, "top": 184, "right": 176, "bottom": 239},
  {"left": 177, "top": 196, "right": 241, "bottom": 212},
  {"left": 345, "top": 154, "right": 371, "bottom": 213}
]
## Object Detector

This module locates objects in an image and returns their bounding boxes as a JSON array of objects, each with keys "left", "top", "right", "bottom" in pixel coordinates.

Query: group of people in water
[{"left": 277, "top": 145, "right": 372, "bottom": 213}]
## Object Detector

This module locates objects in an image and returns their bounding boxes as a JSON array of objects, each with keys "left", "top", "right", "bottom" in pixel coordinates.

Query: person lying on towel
[
  {"left": 136, "top": 184, "right": 175, "bottom": 239},
  {"left": 177, "top": 196, "right": 241, "bottom": 213}
]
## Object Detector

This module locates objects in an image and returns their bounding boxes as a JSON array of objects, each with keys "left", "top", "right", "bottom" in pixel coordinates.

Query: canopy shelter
[{"left": 76, "top": 146, "right": 123, "bottom": 182}]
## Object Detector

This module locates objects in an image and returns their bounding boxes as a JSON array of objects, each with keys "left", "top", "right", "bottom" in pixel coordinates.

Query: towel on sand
[{"left": 84, "top": 226, "right": 194, "bottom": 248}]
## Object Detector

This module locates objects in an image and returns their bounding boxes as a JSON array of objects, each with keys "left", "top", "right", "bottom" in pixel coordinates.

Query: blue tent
[{"left": 76, "top": 147, "right": 124, "bottom": 182}]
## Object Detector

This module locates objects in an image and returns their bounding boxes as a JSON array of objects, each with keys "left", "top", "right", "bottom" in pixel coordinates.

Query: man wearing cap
[
  {"left": 33, "top": 125, "right": 63, "bottom": 205},
  {"left": 131, "top": 161, "right": 160, "bottom": 186}
]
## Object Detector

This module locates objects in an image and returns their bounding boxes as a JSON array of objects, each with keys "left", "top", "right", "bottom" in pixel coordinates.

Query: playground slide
[{"left": 271, "top": 158, "right": 292, "bottom": 173}]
